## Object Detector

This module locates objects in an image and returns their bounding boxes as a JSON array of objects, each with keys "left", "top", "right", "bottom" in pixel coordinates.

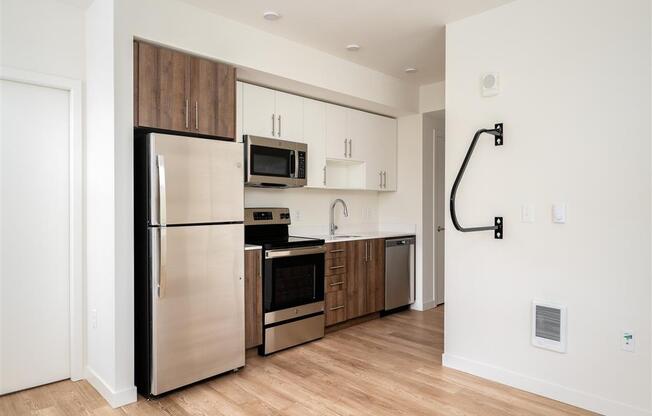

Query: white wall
[
  {"left": 245, "top": 188, "right": 379, "bottom": 236},
  {"left": 419, "top": 81, "right": 445, "bottom": 114},
  {"left": 0, "top": 0, "right": 85, "bottom": 80},
  {"left": 421, "top": 113, "right": 436, "bottom": 309},
  {"left": 444, "top": 1, "right": 651, "bottom": 415}
]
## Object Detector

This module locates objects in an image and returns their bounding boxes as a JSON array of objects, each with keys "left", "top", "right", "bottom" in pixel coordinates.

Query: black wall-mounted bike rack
[{"left": 450, "top": 123, "right": 504, "bottom": 239}]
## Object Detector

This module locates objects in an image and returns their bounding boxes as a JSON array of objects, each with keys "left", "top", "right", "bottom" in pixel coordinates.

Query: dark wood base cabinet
[
  {"left": 324, "top": 239, "right": 384, "bottom": 327},
  {"left": 244, "top": 249, "right": 262, "bottom": 349}
]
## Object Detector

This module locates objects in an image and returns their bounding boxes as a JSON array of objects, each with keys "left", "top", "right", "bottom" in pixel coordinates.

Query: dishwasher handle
[{"left": 385, "top": 237, "right": 416, "bottom": 247}]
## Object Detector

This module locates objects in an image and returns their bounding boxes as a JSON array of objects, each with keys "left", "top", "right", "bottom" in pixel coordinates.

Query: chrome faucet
[{"left": 329, "top": 198, "right": 349, "bottom": 236}]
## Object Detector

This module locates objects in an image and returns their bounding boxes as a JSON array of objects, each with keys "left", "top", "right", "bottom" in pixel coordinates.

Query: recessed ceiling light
[
  {"left": 404, "top": 67, "right": 418, "bottom": 73},
  {"left": 263, "top": 11, "right": 281, "bottom": 21},
  {"left": 346, "top": 44, "right": 361, "bottom": 52}
]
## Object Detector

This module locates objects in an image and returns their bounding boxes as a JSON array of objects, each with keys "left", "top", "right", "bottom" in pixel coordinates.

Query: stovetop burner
[{"left": 244, "top": 207, "right": 324, "bottom": 249}]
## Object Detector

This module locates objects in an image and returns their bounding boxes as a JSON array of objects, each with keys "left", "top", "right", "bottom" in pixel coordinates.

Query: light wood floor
[{"left": 1, "top": 307, "right": 595, "bottom": 415}]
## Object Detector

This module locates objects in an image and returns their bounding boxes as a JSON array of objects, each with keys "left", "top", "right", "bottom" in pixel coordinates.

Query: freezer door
[
  {"left": 150, "top": 224, "right": 245, "bottom": 395},
  {"left": 149, "top": 133, "right": 244, "bottom": 225}
]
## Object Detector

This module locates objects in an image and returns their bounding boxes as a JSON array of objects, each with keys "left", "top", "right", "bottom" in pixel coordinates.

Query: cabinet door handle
[
  {"left": 329, "top": 281, "right": 344, "bottom": 287},
  {"left": 382, "top": 171, "right": 387, "bottom": 188},
  {"left": 329, "top": 249, "right": 344, "bottom": 253},
  {"left": 348, "top": 139, "right": 352, "bottom": 158},
  {"left": 379, "top": 171, "right": 383, "bottom": 188},
  {"left": 323, "top": 165, "right": 327, "bottom": 186},
  {"left": 271, "top": 113, "right": 275, "bottom": 136},
  {"left": 195, "top": 101, "right": 199, "bottom": 130},
  {"left": 344, "top": 139, "right": 347, "bottom": 158},
  {"left": 365, "top": 241, "right": 368, "bottom": 261},
  {"left": 329, "top": 265, "right": 345, "bottom": 270},
  {"left": 185, "top": 99, "right": 189, "bottom": 129},
  {"left": 278, "top": 115, "right": 282, "bottom": 137},
  {"left": 329, "top": 305, "right": 344, "bottom": 311}
]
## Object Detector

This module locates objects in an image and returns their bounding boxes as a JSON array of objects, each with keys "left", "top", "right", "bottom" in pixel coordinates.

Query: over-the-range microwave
[{"left": 244, "top": 135, "right": 307, "bottom": 188}]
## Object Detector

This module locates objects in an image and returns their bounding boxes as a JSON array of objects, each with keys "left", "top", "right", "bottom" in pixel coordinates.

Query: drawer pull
[
  {"left": 329, "top": 249, "right": 345, "bottom": 253},
  {"left": 329, "top": 305, "right": 344, "bottom": 311},
  {"left": 329, "top": 265, "right": 345, "bottom": 270},
  {"left": 329, "top": 281, "right": 344, "bottom": 286}
]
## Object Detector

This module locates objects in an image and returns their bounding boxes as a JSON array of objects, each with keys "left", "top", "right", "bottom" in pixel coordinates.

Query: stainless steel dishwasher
[{"left": 384, "top": 236, "right": 416, "bottom": 311}]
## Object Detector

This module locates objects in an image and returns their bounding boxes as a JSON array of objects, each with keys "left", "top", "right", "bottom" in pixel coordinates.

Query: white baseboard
[
  {"left": 411, "top": 299, "right": 437, "bottom": 311},
  {"left": 85, "top": 366, "right": 137, "bottom": 408},
  {"left": 442, "top": 353, "right": 651, "bottom": 416}
]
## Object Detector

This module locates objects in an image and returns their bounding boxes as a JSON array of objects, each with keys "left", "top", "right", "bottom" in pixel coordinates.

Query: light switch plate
[
  {"left": 552, "top": 204, "right": 566, "bottom": 224},
  {"left": 521, "top": 204, "right": 535, "bottom": 223},
  {"left": 622, "top": 330, "right": 635, "bottom": 352}
]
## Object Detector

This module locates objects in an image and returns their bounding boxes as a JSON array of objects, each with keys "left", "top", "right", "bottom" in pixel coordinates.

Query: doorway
[
  {"left": 422, "top": 110, "right": 445, "bottom": 308},
  {"left": 0, "top": 69, "right": 82, "bottom": 394}
]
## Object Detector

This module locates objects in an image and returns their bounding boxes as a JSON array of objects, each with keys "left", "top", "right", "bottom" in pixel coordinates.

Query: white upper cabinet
[
  {"left": 302, "top": 98, "right": 327, "bottom": 188},
  {"left": 275, "top": 91, "right": 303, "bottom": 141},
  {"left": 378, "top": 116, "right": 397, "bottom": 191},
  {"left": 241, "top": 83, "right": 304, "bottom": 140},
  {"left": 325, "top": 103, "right": 348, "bottom": 160},
  {"left": 238, "top": 82, "right": 397, "bottom": 191},
  {"left": 242, "top": 83, "right": 276, "bottom": 138}
]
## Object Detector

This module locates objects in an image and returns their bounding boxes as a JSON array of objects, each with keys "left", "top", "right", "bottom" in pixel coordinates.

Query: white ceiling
[{"left": 179, "top": 0, "right": 513, "bottom": 85}]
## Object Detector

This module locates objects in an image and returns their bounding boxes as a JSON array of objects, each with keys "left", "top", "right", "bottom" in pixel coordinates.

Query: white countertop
[
  {"left": 301, "top": 231, "right": 416, "bottom": 243},
  {"left": 245, "top": 244, "right": 262, "bottom": 251}
]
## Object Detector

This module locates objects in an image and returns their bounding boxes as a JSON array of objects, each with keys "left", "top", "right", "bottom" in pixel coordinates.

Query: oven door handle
[{"left": 265, "top": 245, "right": 326, "bottom": 259}]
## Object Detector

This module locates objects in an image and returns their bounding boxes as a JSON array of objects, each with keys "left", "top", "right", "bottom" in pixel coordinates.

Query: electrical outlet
[
  {"left": 91, "top": 309, "right": 98, "bottom": 329},
  {"left": 622, "top": 330, "right": 635, "bottom": 352}
]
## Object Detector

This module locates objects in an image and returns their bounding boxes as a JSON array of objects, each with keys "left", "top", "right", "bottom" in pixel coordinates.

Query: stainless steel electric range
[{"left": 244, "top": 208, "right": 326, "bottom": 355}]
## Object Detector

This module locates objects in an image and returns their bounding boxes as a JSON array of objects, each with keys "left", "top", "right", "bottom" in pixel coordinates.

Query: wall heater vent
[{"left": 531, "top": 301, "right": 567, "bottom": 353}]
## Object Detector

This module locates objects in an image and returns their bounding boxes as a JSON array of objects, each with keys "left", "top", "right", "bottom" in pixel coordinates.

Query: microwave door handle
[
  {"left": 294, "top": 150, "right": 300, "bottom": 179},
  {"left": 289, "top": 150, "right": 296, "bottom": 178}
]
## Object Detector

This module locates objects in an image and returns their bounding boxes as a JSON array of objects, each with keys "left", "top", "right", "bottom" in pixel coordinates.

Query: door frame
[{"left": 1, "top": 67, "right": 84, "bottom": 381}]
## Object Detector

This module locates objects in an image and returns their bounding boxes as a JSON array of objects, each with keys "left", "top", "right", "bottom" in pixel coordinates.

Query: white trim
[
  {"left": 0, "top": 67, "right": 84, "bottom": 381},
  {"left": 442, "top": 353, "right": 651, "bottom": 416},
  {"left": 411, "top": 299, "right": 437, "bottom": 311},
  {"left": 85, "top": 366, "right": 138, "bottom": 408}
]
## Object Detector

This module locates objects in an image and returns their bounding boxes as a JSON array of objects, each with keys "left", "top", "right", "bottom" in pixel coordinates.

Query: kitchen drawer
[
  {"left": 326, "top": 273, "right": 346, "bottom": 293},
  {"left": 325, "top": 290, "right": 346, "bottom": 326},
  {"left": 325, "top": 257, "right": 347, "bottom": 276},
  {"left": 325, "top": 242, "right": 347, "bottom": 259}
]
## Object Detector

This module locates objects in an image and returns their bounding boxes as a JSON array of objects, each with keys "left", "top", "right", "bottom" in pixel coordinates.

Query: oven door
[
  {"left": 263, "top": 246, "right": 325, "bottom": 319},
  {"left": 245, "top": 135, "right": 307, "bottom": 187}
]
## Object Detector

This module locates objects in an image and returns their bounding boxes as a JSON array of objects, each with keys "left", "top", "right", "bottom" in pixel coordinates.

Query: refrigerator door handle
[
  {"left": 157, "top": 155, "right": 167, "bottom": 226},
  {"left": 159, "top": 228, "right": 167, "bottom": 297},
  {"left": 157, "top": 154, "right": 168, "bottom": 298}
]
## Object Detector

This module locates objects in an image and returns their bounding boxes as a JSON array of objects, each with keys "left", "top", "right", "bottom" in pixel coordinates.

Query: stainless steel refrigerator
[{"left": 134, "top": 132, "right": 245, "bottom": 396}]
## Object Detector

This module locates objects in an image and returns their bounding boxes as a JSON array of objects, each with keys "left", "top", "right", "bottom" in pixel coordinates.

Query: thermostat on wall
[{"left": 481, "top": 72, "right": 500, "bottom": 97}]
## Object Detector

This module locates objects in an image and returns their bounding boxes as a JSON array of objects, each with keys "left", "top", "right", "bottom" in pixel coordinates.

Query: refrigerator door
[
  {"left": 150, "top": 223, "right": 245, "bottom": 395},
  {"left": 149, "top": 133, "right": 244, "bottom": 226}
]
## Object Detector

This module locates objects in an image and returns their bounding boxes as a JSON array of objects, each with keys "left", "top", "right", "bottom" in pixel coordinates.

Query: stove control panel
[{"left": 245, "top": 207, "right": 291, "bottom": 225}]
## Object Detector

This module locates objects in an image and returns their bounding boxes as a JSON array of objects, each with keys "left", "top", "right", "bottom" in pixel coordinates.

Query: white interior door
[{"left": 0, "top": 80, "right": 71, "bottom": 394}]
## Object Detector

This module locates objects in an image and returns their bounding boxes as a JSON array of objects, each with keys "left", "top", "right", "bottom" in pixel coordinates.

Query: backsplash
[{"left": 244, "top": 188, "right": 380, "bottom": 236}]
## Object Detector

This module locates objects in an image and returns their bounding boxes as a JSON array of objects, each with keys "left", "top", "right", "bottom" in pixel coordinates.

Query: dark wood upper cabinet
[{"left": 134, "top": 41, "right": 236, "bottom": 140}]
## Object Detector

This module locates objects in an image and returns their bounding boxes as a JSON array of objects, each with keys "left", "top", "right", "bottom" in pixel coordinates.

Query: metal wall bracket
[
  {"left": 494, "top": 123, "right": 504, "bottom": 146},
  {"left": 494, "top": 217, "right": 503, "bottom": 239}
]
